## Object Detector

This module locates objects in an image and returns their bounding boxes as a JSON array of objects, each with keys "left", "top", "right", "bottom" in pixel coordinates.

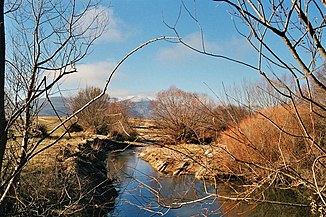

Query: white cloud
[
  {"left": 226, "top": 37, "right": 252, "bottom": 58},
  {"left": 62, "top": 60, "right": 123, "bottom": 89},
  {"left": 157, "top": 32, "right": 222, "bottom": 61},
  {"left": 156, "top": 32, "right": 251, "bottom": 62},
  {"left": 97, "top": 7, "right": 130, "bottom": 43},
  {"left": 78, "top": 6, "right": 130, "bottom": 43},
  {"left": 107, "top": 88, "right": 130, "bottom": 97}
]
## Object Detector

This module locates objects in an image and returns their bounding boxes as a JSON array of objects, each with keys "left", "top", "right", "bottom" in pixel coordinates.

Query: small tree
[
  {"left": 153, "top": 86, "right": 214, "bottom": 144},
  {"left": 0, "top": 0, "right": 175, "bottom": 212},
  {"left": 167, "top": 0, "right": 325, "bottom": 210},
  {"left": 105, "top": 99, "right": 137, "bottom": 141},
  {"left": 0, "top": 0, "right": 108, "bottom": 212},
  {"left": 70, "top": 88, "right": 138, "bottom": 139},
  {"left": 70, "top": 86, "right": 110, "bottom": 134}
]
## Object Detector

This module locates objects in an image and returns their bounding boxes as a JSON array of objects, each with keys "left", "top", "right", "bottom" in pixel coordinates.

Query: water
[{"left": 107, "top": 147, "right": 312, "bottom": 217}]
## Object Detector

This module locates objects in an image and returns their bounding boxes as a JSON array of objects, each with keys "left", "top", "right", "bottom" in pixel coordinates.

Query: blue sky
[{"left": 64, "top": 0, "right": 263, "bottom": 98}]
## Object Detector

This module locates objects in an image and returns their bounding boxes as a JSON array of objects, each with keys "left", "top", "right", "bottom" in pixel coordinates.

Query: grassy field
[{"left": 12, "top": 116, "right": 117, "bottom": 215}]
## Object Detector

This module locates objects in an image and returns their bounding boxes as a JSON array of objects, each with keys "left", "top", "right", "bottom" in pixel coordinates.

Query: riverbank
[
  {"left": 107, "top": 146, "right": 313, "bottom": 217},
  {"left": 139, "top": 143, "right": 244, "bottom": 181},
  {"left": 21, "top": 133, "right": 130, "bottom": 216}
]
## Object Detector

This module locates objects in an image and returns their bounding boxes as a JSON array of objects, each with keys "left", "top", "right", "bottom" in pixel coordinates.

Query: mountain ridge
[{"left": 37, "top": 96, "right": 154, "bottom": 118}]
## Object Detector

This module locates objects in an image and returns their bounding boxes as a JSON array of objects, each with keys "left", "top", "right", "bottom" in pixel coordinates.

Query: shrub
[
  {"left": 105, "top": 100, "right": 138, "bottom": 140},
  {"left": 69, "top": 87, "right": 136, "bottom": 137},
  {"left": 95, "top": 123, "right": 110, "bottom": 135},
  {"left": 69, "top": 86, "right": 109, "bottom": 134},
  {"left": 68, "top": 122, "right": 84, "bottom": 132},
  {"left": 107, "top": 126, "right": 138, "bottom": 142},
  {"left": 210, "top": 104, "right": 250, "bottom": 136},
  {"left": 219, "top": 104, "right": 324, "bottom": 182},
  {"left": 33, "top": 123, "right": 48, "bottom": 137},
  {"left": 152, "top": 87, "right": 215, "bottom": 144}
]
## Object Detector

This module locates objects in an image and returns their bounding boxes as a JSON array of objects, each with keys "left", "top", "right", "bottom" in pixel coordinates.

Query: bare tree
[
  {"left": 70, "top": 87, "right": 137, "bottom": 139},
  {"left": 0, "top": 0, "right": 109, "bottom": 212},
  {"left": 160, "top": 0, "right": 326, "bottom": 212},
  {"left": 0, "top": 0, "right": 175, "bottom": 212},
  {"left": 104, "top": 99, "right": 137, "bottom": 141},
  {"left": 0, "top": 0, "right": 6, "bottom": 184},
  {"left": 70, "top": 86, "right": 110, "bottom": 134},
  {"left": 153, "top": 86, "right": 215, "bottom": 144}
]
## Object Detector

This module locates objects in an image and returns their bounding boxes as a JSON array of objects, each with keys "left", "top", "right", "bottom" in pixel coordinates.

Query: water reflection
[
  {"left": 217, "top": 185, "right": 312, "bottom": 217},
  {"left": 107, "top": 147, "right": 221, "bottom": 216},
  {"left": 107, "top": 147, "right": 313, "bottom": 217}
]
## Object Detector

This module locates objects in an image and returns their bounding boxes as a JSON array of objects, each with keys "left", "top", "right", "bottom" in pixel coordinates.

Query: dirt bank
[
  {"left": 139, "top": 144, "right": 242, "bottom": 181},
  {"left": 21, "top": 134, "right": 130, "bottom": 216}
]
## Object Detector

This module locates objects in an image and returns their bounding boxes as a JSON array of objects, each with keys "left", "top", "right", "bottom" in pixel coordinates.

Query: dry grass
[
  {"left": 9, "top": 116, "right": 119, "bottom": 215},
  {"left": 7, "top": 116, "right": 96, "bottom": 215},
  {"left": 36, "top": 116, "right": 77, "bottom": 135}
]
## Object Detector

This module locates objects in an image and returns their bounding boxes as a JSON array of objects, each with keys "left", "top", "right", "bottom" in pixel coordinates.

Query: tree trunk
[{"left": 0, "top": 0, "right": 6, "bottom": 181}]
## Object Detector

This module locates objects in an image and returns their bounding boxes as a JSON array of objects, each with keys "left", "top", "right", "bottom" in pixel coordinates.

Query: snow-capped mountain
[
  {"left": 118, "top": 95, "right": 155, "bottom": 103},
  {"left": 118, "top": 96, "right": 155, "bottom": 118},
  {"left": 37, "top": 95, "right": 155, "bottom": 118}
]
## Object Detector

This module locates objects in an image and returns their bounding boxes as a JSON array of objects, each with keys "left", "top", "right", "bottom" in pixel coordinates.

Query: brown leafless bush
[
  {"left": 105, "top": 99, "right": 137, "bottom": 141},
  {"left": 152, "top": 86, "right": 215, "bottom": 144},
  {"left": 32, "top": 123, "right": 48, "bottom": 138},
  {"left": 210, "top": 104, "right": 250, "bottom": 136},
  {"left": 69, "top": 88, "right": 137, "bottom": 140},
  {"left": 219, "top": 104, "right": 324, "bottom": 185},
  {"left": 70, "top": 87, "right": 110, "bottom": 135},
  {"left": 166, "top": 0, "right": 326, "bottom": 209}
]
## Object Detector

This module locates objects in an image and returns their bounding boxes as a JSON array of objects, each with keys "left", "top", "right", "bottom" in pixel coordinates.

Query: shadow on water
[{"left": 107, "top": 147, "right": 313, "bottom": 217}]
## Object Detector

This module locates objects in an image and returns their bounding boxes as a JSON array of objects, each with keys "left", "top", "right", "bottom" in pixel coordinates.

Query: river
[{"left": 107, "top": 147, "right": 313, "bottom": 217}]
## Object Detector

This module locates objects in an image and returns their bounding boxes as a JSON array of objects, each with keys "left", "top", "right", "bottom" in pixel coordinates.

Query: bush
[
  {"left": 219, "top": 104, "right": 324, "bottom": 181},
  {"left": 210, "top": 104, "right": 250, "bottom": 136},
  {"left": 95, "top": 123, "right": 110, "bottom": 135},
  {"left": 68, "top": 123, "right": 84, "bottom": 132},
  {"left": 152, "top": 87, "right": 215, "bottom": 144},
  {"left": 33, "top": 123, "right": 48, "bottom": 137},
  {"left": 108, "top": 128, "right": 138, "bottom": 142},
  {"left": 69, "top": 86, "right": 110, "bottom": 134},
  {"left": 69, "top": 87, "right": 136, "bottom": 137},
  {"left": 105, "top": 100, "right": 137, "bottom": 140}
]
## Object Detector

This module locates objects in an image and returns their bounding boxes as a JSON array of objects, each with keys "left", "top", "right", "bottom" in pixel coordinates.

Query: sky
[{"left": 63, "top": 0, "right": 264, "bottom": 99}]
